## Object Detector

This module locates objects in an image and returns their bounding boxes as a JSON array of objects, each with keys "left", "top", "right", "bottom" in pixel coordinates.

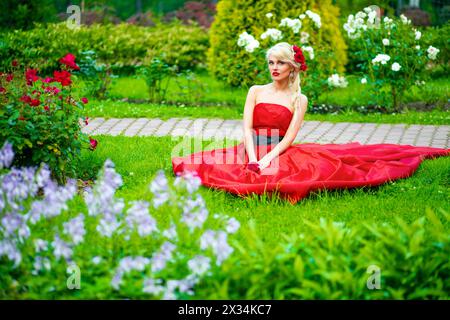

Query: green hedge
[{"left": 0, "top": 20, "right": 209, "bottom": 73}]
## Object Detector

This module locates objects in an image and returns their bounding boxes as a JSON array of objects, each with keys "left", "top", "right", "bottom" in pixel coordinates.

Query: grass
[
  {"left": 77, "top": 135, "right": 450, "bottom": 248},
  {"left": 86, "top": 98, "right": 450, "bottom": 125},
  {"left": 316, "top": 75, "right": 449, "bottom": 107}
]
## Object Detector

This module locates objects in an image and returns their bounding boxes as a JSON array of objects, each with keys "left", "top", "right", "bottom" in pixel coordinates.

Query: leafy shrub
[
  {"left": 196, "top": 210, "right": 449, "bottom": 299},
  {"left": 77, "top": 50, "right": 116, "bottom": 99},
  {"left": 208, "top": 0, "right": 348, "bottom": 88},
  {"left": 0, "top": 21, "right": 209, "bottom": 74},
  {"left": 421, "top": 21, "right": 450, "bottom": 77},
  {"left": 0, "top": 55, "right": 91, "bottom": 183}
]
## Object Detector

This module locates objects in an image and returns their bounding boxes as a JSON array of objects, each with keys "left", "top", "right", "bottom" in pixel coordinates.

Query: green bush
[
  {"left": 207, "top": 0, "right": 348, "bottom": 88},
  {"left": 0, "top": 20, "right": 209, "bottom": 74},
  {"left": 0, "top": 56, "right": 90, "bottom": 184},
  {"left": 195, "top": 208, "right": 449, "bottom": 299},
  {"left": 421, "top": 21, "right": 450, "bottom": 77}
]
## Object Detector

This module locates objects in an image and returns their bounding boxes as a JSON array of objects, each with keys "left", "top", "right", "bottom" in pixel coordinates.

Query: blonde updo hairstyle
[{"left": 265, "top": 42, "right": 303, "bottom": 112}]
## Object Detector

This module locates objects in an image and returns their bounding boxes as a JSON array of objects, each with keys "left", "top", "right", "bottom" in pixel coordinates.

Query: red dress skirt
[{"left": 172, "top": 103, "right": 449, "bottom": 204}]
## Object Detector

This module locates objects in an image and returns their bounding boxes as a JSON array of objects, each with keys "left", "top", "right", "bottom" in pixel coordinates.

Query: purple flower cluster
[
  {"left": 111, "top": 256, "right": 151, "bottom": 290},
  {"left": 200, "top": 230, "right": 234, "bottom": 266},
  {"left": 149, "top": 170, "right": 170, "bottom": 208},
  {"left": 181, "top": 195, "right": 208, "bottom": 232},
  {"left": 0, "top": 141, "right": 242, "bottom": 299},
  {"left": 0, "top": 141, "right": 13, "bottom": 169},
  {"left": 84, "top": 159, "right": 124, "bottom": 238},
  {"left": 0, "top": 142, "right": 76, "bottom": 268},
  {"left": 125, "top": 201, "right": 158, "bottom": 237}
]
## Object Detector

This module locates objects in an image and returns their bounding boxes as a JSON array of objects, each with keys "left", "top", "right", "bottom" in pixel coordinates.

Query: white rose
[
  {"left": 391, "top": 62, "right": 401, "bottom": 72},
  {"left": 414, "top": 30, "right": 421, "bottom": 40}
]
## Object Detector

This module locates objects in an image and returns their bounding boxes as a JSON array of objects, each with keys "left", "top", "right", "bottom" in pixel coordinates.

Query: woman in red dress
[{"left": 172, "top": 42, "right": 449, "bottom": 204}]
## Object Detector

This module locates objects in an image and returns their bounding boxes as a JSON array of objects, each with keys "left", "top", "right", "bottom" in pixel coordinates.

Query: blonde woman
[{"left": 172, "top": 42, "right": 449, "bottom": 204}]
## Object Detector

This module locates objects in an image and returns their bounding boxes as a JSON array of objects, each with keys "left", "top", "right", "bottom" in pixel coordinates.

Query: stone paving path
[{"left": 81, "top": 117, "right": 450, "bottom": 149}]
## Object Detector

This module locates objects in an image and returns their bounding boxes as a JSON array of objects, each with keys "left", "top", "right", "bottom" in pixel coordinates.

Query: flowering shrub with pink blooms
[
  {"left": 0, "top": 142, "right": 239, "bottom": 299},
  {"left": 0, "top": 55, "right": 93, "bottom": 183}
]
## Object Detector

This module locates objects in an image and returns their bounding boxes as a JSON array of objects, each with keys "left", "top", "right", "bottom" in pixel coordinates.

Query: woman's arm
[
  {"left": 243, "top": 86, "right": 258, "bottom": 163},
  {"left": 258, "top": 94, "right": 308, "bottom": 168}
]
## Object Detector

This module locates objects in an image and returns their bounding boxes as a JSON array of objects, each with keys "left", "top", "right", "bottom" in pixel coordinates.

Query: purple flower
[
  {"left": 200, "top": 230, "right": 233, "bottom": 266},
  {"left": 52, "top": 235, "right": 73, "bottom": 261},
  {"left": 34, "top": 239, "right": 48, "bottom": 253},
  {"left": 188, "top": 255, "right": 211, "bottom": 275},
  {"left": 63, "top": 214, "right": 86, "bottom": 245},
  {"left": 0, "top": 142, "right": 14, "bottom": 169},
  {"left": 0, "top": 239, "right": 21, "bottom": 267},
  {"left": 226, "top": 217, "right": 240, "bottom": 234},
  {"left": 162, "top": 223, "right": 177, "bottom": 240},
  {"left": 112, "top": 256, "right": 151, "bottom": 290},
  {"left": 32, "top": 256, "right": 51, "bottom": 275},
  {"left": 174, "top": 170, "right": 202, "bottom": 194},
  {"left": 151, "top": 241, "right": 176, "bottom": 273},
  {"left": 149, "top": 170, "right": 170, "bottom": 208},
  {"left": 125, "top": 201, "right": 158, "bottom": 237},
  {"left": 181, "top": 195, "right": 208, "bottom": 232},
  {"left": 143, "top": 278, "right": 165, "bottom": 295}
]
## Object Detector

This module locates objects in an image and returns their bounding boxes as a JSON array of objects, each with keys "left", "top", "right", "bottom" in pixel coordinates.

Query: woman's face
[{"left": 268, "top": 55, "right": 293, "bottom": 81}]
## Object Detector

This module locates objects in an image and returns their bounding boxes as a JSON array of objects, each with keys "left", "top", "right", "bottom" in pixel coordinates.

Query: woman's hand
[{"left": 257, "top": 157, "right": 271, "bottom": 171}]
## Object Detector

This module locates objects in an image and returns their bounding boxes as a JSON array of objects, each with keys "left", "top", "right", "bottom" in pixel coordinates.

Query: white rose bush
[
  {"left": 343, "top": 7, "right": 441, "bottom": 110},
  {"left": 0, "top": 141, "right": 240, "bottom": 299}
]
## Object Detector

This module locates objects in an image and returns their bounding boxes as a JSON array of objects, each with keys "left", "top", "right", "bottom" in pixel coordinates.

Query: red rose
[
  {"left": 12, "top": 60, "right": 18, "bottom": 67},
  {"left": 25, "top": 69, "right": 40, "bottom": 85},
  {"left": 44, "top": 106, "right": 49, "bottom": 111},
  {"left": 89, "top": 138, "right": 98, "bottom": 150},
  {"left": 293, "top": 45, "right": 308, "bottom": 71},
  {"left": 20, "top": 95, "right": 32, "bottom": 104},
  {"left": 18, "top": 115, "right": 25, "bottom": 121},
  {"left": 30, "top": 99, "right": 40, "bottom": 106},
  {"left": 6, "top": 74, "right": 13, "bottom": 82},
  {"left": 43, "top": 77, "right": 54, "bottom": 83},
  {"left": 53, "top": 70, "right": 72, "bottom": 86},
  {"left": 59, "top": 53, "right": 80, "bottom": 71},
  {"left": 81, "top": 97, "right": 88, "bottom": 104},
  {"left": 0, "top": 87, "right": 5, "bottom": 94}
]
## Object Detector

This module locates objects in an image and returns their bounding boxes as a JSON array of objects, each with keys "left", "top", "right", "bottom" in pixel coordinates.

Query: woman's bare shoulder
[{"left": 298, "top": 93, "right": 308, "bottom": 112}]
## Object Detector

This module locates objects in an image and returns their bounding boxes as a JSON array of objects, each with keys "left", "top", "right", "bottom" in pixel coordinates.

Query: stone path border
[{"left": 81, "top": 117, "right": 450, "bottom": 149}]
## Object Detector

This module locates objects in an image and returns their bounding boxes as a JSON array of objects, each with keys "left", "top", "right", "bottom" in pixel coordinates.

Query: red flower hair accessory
[{"left": 292, "top": 45, "right": 307, "bottom": 71}]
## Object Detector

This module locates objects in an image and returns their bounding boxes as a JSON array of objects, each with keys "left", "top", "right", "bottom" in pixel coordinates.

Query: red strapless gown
[{"left": 172, "top": 103, "right": 449, "bottom": 204}]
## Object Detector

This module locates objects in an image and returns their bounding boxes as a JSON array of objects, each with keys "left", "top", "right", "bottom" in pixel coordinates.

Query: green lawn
[
  {"left": 78, "top": 135, "right": 450, "bottom": 248},
  {"left": 85, "top": 99, "right": 450, "bottom": 125}
]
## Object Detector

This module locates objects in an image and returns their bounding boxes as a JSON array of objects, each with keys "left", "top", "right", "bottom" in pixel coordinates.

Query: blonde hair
[{"left": 265, "top": 42, "right": 303, "bottom": 112}]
